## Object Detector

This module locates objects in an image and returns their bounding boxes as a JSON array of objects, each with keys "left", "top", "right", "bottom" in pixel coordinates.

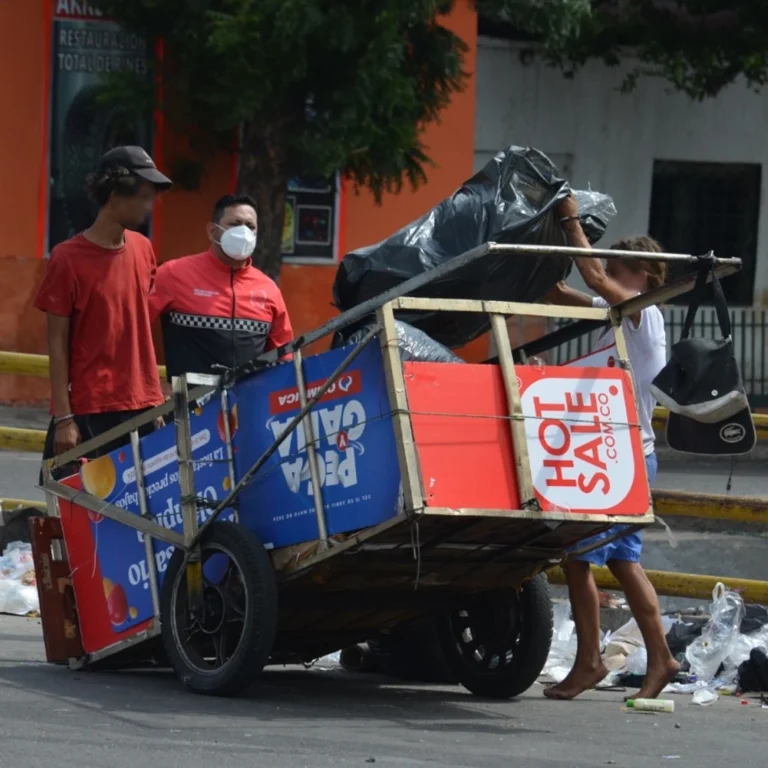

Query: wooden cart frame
[{"left": 36, "top": 243, "right": 740, "bottom": 676}]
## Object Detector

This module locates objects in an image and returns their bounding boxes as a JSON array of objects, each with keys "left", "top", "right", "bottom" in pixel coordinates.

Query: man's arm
[
  {"left": 46, "top": 313, "right": 80, "bottom": 454},
  {"left": 34, "top": 251, "right": 80, "bottom": 454},
  {"left": 556, "top": 195, "right": 641, "bottom": 324},
  {"left": 266, "top": 288, "right": 294, "bottom": 358},
  {"left": 544, "top": 281, "right": 594, "bottom": 308},
  {"left": 148, "top": 260, "right": 175, "bottom": 323}
]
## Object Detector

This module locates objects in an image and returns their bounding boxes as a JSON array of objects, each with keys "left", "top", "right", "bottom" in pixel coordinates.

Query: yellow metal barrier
[
  {"left": 0, "top": 426, "right": 46, "bottom": 452},
  {"left": 654, "top": 489, "right": 768, "bottom": 525},
  {"left": 0, "top": 351, "right": 49, "bottom": 378},
  {"left": 0, "top": 350, "right": 763, "bottom": 438},
  {"left": 0, "top": 350, "right": 167, "bottom": 380},
  {"left": 549, "top": 566, "right": 768, "bottom": 605},
  {"left": 0, "top": 498, "right": 46, "bottom": 512}
]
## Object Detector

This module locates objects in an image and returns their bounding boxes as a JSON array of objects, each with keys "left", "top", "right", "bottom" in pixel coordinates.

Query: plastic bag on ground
[
  {"left": 721, "top": 624, "right": 768, "bottom": 685},
  {"left": 626, "top": 647, "right": 648, "bottom": 676},
  {"left": 540, "top": 602, "right": 578, "bottom": 684},
  {"left": 333, "top": 146, "right": 617, "bottom": 349},
  {"left": 685, "top": 582, "right": 745, "bottom": 683},
  {"left": 0, "top": 541, "right": 38, "bottom": 616},
  {"left": 691, "top": 687, "right": 718, "bottom": 706}
]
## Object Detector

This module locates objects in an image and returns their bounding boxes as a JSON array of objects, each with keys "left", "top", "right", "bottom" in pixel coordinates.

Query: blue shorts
[{"left": 572, "top": 453, "right": 658, "bottom": 566}]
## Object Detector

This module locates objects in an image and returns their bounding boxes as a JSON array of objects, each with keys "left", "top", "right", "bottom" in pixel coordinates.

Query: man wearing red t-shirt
[
  {"left": 149, "top": 194, "right": 293, "bottom": 378},
  {"left": 35, "top": 146, "right": 173, "bottom": 472}
]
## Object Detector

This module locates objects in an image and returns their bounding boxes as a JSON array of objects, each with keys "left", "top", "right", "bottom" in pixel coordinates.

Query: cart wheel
[
  {"left": 436, "top": 575, "right": 553, "bottom": 699},
  {"left": 160, "top": 522, "right": 277, "bottom": 697}
]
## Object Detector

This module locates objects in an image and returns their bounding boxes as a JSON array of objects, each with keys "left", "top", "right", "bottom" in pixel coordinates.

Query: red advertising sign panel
[{"left": 405, "top": 362, "right": 648, "bottom": 516}]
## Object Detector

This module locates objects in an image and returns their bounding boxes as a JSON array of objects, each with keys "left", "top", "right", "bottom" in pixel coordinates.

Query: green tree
[
  {"left": 94, "top": 0, "right": 471, "bottom": 277},
  {"left": 480, "top": 1, "right": 768, "bottom": 99},
  {"left": 95, "top": 1, "right": 768, "bottom": 277}
]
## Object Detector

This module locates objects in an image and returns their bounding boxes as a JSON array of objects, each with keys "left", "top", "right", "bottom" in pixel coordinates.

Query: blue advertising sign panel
[
  {"left": 78, "top": 394, "right": 236, "bottom": 632},
  {"left": 71, "top": 343, "right": 401, "bottom": 637},
  {"left": 234, "top": 344, "right": 401, "bottom": 548}
]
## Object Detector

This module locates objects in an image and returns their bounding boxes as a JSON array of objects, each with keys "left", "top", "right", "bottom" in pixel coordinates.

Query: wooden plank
[
  {"left": 489, "top": 313, "right": 538, "bottom": 511},
  {"left": 376, "top": 302, "right": 424, "bottom": 515},
  {"left": 421, "top": 506, "right": 656, "bottom": 527},
  {"left": 391, "top": 296, "right": 609, "bottom": 321}
]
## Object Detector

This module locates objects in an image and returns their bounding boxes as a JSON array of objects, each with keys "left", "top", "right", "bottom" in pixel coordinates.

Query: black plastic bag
[
  {"left": 333, "top": 145, "right": 616, "bottom": 348},
  {"left": 332, "top": 320, "right": 463, "bottom": 364}
]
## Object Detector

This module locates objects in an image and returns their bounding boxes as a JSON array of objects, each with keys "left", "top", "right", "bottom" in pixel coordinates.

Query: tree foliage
[
  {"left": 93, "top": 0, "right": 768, "bottom": 275},
  {"left": 480, "top": 1, "right": 768, "bottom": 99},
  {"left": 94, "top": 0, "right": 473, "bottom": 275}
]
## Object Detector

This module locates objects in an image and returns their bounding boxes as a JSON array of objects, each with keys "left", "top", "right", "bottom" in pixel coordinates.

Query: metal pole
[
  {"left": 293, "top": 350, "right": 330, "bottom": 548},
  {"left": 52, "top": 381, "right": 218, "bottom": 469},
  {"left": 189, "top": 324, "right": 382, "bottom": 549},
  {"left": 219, "top": 389, "right": 238, "bottom": 523},
  {"left": 487, "top": 241, "right": 743, "bottom": 266},
  {"left": 130, "top": 429, "right": 161, "bottom": 619},
  {"left": 172, "top": 375, "right": 204, "bottom": 615}
]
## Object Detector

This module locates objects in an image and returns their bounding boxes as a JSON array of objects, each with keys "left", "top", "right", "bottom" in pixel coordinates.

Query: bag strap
[
  {"left": 681, "top": 254, "right": 731, "bottom": 340},
  {"left": 709, "top": 264, "right": 732, "bottom": 339}
]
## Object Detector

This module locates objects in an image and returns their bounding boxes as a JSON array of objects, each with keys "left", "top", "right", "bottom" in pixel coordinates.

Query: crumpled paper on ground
[{"left": 0, "top": 541, "right": 38, "bottom": 616}]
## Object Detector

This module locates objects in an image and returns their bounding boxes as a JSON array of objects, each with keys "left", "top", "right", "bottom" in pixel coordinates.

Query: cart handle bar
[
  {"left": 230, "top": 245, "right": 741, "bottom": 381},
  {"left": 48, "top": 247, "right": 740, "bottom": 469}
]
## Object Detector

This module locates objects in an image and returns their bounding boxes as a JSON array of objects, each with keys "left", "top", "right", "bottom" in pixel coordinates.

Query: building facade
[
  {"left": 475, "top": 36, "right": 768, "bottom": 402},
  {"left": 0, "top": 0, "right": 480, "bottom": 406},
  {"left": 2, "top": 5, "right": 765, "bottom": 406}
]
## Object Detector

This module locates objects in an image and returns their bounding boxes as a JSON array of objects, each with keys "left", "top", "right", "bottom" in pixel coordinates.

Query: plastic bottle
[{"left": 626, "top": 699, "right": 675, "bottom": 713}]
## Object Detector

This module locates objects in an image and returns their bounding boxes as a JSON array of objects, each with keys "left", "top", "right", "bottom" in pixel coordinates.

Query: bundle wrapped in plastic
[
  {"left": 332, "top": 320, "right": 463, "bottom": 363},
  {"left": 333, "top": 145, "right": 616, "bottom": 348}
]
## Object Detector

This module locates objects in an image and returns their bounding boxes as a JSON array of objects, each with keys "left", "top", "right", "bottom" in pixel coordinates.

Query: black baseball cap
[{"left": 97, "top": 146, "right": 173, "bottom": 190}]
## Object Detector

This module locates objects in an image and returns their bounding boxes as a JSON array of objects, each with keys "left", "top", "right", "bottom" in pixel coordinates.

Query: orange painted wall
[
  {"left": 281, "top": 0, "right": 483, "bottom": 360},
  {"left": 0, "top": 0, "right": 482, "bottom": 406},
  {"left": 0, "top": 0, "right": 51, "bottom": 404}
]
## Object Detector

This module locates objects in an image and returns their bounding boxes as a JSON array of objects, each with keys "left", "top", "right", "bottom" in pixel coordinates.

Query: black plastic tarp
[{"left": 333, "top": 145, "right": 616, "bottom": 348}]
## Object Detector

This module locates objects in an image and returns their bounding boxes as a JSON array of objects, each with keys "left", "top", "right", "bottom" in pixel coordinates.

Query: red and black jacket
[{"left": 149, "top": 249, "right": 293, "bottom": 377}]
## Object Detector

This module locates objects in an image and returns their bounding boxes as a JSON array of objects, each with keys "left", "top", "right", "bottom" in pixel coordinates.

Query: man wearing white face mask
[{"left": 150, "top": 194, "right": 294, "bottom": 378}]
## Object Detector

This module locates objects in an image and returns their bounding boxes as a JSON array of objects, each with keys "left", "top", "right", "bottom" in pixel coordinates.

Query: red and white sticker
[
  {"left": 520, "top": 373, "right": 642, "bottom": 512},
  {"left": 269, "top": 370, "right": 362, "bottom": 415}
]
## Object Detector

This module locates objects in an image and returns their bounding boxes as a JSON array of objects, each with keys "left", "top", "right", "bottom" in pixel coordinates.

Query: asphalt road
[
  {"left": 0, "top": 614, "right": 765, "bottom": 768},
  {"left": 0, "top": 446, "right": 766, "bottom": 765}
]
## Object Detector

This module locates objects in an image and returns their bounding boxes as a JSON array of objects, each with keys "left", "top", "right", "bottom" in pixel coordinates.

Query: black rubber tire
[
  {"left": 436, "top": 574, "right": 553, "bottom": 699},
  {"left": 367, "top": 618, "right": 458, "bottom": 683},
  {"left": 160, "top": 522, "right": 277, "bottom": 697}
]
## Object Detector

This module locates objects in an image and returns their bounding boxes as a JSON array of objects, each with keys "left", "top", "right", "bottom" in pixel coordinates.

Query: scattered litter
[
  {"left": 540, "top": 592, "right": 768, "bottom": 693},
  {"left": 691, "top": 688, "right": 718, "bottom": 706},
  {"left": 686, "top": 583, "right": 744, "bottom": 683},
  {"left": 0, "top": 541, "right": 38, "bottom": 616},
  {"left": 625, "top": 647, "right": 647, "bottom": 676},
  {"left": 540, "top": 602, "right": 580, "bottom": 684},
  {"left": 626, "top": 698, "right": 674, "bottom": 713},
  {"left": 309, "top": 652, "right": 341, "bottom": 670},
  {"left": 741, "top": 699, "right": 749, "bottom": 706}
]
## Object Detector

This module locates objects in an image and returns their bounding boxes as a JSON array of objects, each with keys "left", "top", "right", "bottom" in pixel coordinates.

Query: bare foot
[
  {"left": 544, "top": 661, "right": 609, "bottom": 700},
  {"left": 624, "top": 658, "right": 681, "bottom": 701}
]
